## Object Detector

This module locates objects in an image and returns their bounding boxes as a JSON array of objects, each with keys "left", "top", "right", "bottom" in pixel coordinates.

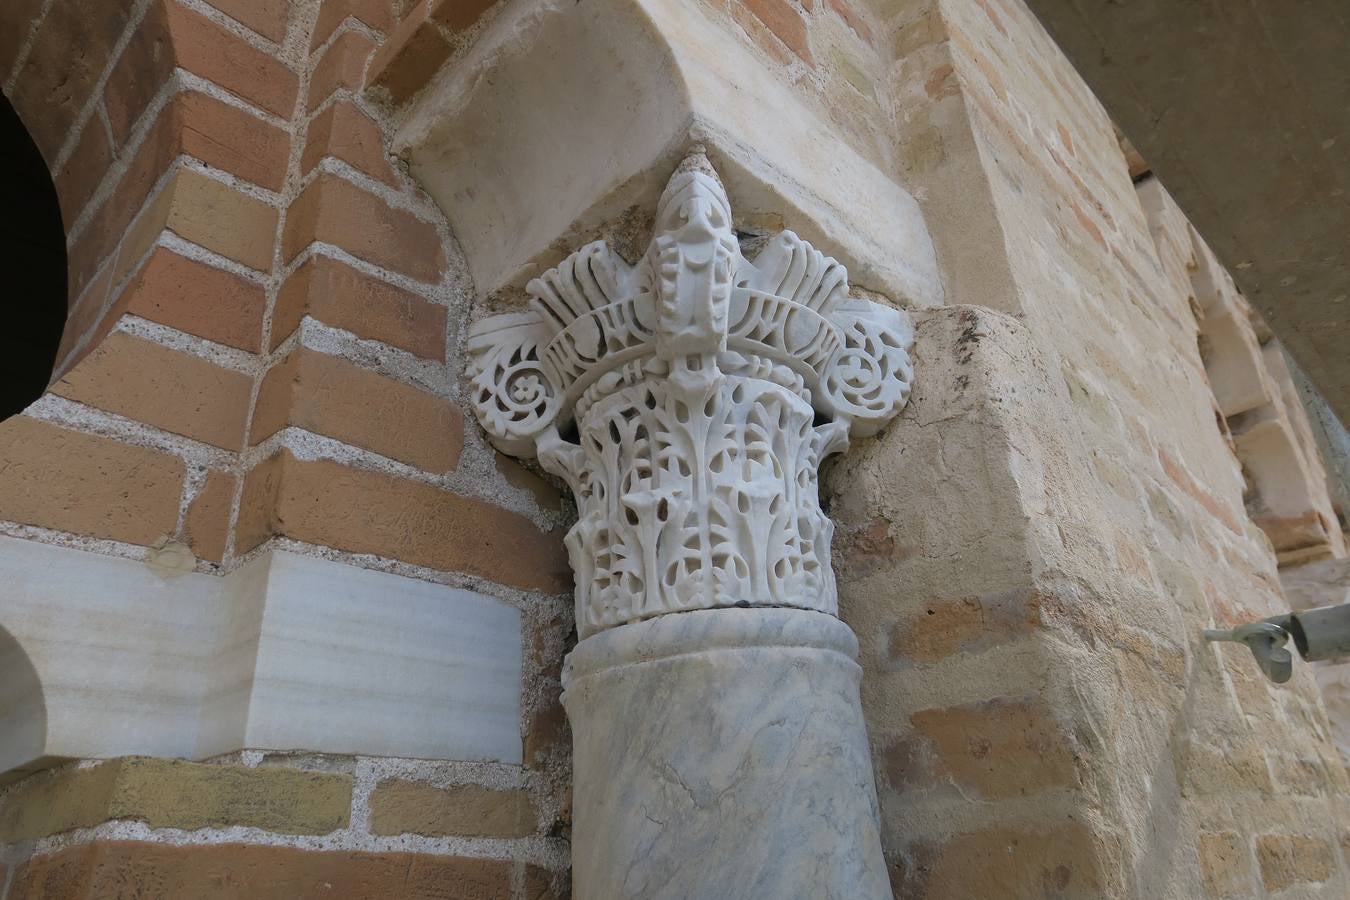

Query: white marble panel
[{"left": 0, "top": 536, "right": 523, "bottom": 776}]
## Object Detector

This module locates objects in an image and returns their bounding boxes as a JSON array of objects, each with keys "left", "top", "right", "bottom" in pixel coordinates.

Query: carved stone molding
[{"left": 468, "top": 155, "right": 913, "bottom": 636}]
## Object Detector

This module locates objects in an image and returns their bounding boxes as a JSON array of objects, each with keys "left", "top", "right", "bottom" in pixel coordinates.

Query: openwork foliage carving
[{"left": 468, "top": 155, "right": 913, "bottom": 636}]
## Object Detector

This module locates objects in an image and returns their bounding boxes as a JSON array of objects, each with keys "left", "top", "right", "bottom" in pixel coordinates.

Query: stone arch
[{"left": 1, "top": 0, "right": 176, "bottom": 377}]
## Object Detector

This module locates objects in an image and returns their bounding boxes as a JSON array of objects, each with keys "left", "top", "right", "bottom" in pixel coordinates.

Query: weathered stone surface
[
  {"left": 1197, "top": 831, "right": 1253, "bottom": 898},
  {"left": 906, "top": 697, "right": 1079, "bottom": 799},
  {"left": 891, "top": 823, "right": 1109, "bottom": 899},
  {"left": 10, "top": 0, "right": 131, "bottom": 161},
  {"left": 1255, "top": 833, "right": 1336, "bottom": 892},
  {"left": 369, "top": 780, "right": 537, "bottom": 837},
  {"left": 565, "top": 609, "right": 891, "bottom": 899}
]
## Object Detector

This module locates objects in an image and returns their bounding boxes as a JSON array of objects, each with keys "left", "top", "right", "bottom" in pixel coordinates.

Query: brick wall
[
  {"left": 2, "top": 0, "right": 1348, "bottom": 898},
  {"left": 845, "top": 0, "right": 1350, "bottom": 896},
  {"left": 0, "top": 1, "right": 570, "bottom": 896}
]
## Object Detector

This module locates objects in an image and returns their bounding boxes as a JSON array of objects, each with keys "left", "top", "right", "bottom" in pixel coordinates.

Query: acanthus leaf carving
[{"left": 467, "top": 154, "right": 914, "bottom": 637}]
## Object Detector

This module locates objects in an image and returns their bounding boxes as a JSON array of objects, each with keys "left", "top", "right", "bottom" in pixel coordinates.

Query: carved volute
[{"left": 468, "top": 155, "right": 914, "bottom": 637}]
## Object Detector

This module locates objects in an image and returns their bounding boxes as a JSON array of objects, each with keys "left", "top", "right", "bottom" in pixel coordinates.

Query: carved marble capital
[{"left": 468, "top": 155, "right": 913, "bottom": 637}]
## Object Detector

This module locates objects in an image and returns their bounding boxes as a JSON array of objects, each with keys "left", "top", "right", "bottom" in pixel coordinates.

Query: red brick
[
  {"left": 308, "top": 30, "right": 376, "bottom": 111},
  {"left": 251, "top": 347, "right": 463, "bottom": 473},
  {"left": 67, "top": 105, "right": 180, "bottom": 298},
  {"left": 52, "top": 331, "right": 253, "bottom": 450},
  {"left": 10, "top": 0, "right": 132, "bottom": 163},
  {"left": 366, "top": 4, "right": 451, "bottom": 106},
  {"left": 907, "top": 697, "right": 1079, "bottom": 798},
  {"left": 893, "top": 823, "right": 1107, "bottom": 899},
  {"left": 730, "top": 2, "right": 794, "bottom": 66},
  {"left": 206, "top": 0, "right": 289, "bottom": 42},
  {"left": 272, "top": 255, "right": 446, "bottom": 359},
  {"left": 55, "top": 118, "right": 114, "bottom": 224},
  {"left": 884, "top": 588, "right": 1042, "bottom": 665},
  {"left": 0, "top": 416, "right": 183, "bottom": 545},
  {"left": 826, "top": 0, "right": 872, "bottom": 44},
  {"left": 428, "top": 0, "right": 498, "bottom": 32},
  {"left": 174, "top": 91, "right": 291, "bottom": 191},
  {"left": 103, "top": 2, "right": 176, "bottom": 147},
  {"left": 237, "top": 451, "right": 572, "bottom": 593},
  {"left": 165, "top": 2, "right": 299, "bottom": 119},
  {"left": 185, "top": 469, "right": 235, "bottom": 563},
  {"left": 283, "top": 174, "right": 445, "bottom": 282},
  {"left": 124, "top": 168, "right": 279, "bottom": 276},
  {"left": 54, "top": 261, "right": 117, "bottom": 375},
  {"left": 302, "top": 99, "right": 397, "bottom": 186},
  {"left": 741, "top": 0, "right": 813, "bottom": 65},
  {"left": 12, "top": 841, "right": 519, "bottom": 899},
  {"left": 122, "top": 247, "right": 266, "bottom": 352},
  {"left": 0, "top": 0, "right": 45, "bottom": 78},
  {"left": 71, "top": 88, "right": 286, "bottom": 303},
  {"left": 311, "top": 0, "right": 396, "bottom": 50}
]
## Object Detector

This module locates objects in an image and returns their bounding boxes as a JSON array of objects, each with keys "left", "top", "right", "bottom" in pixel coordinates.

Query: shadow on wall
[
  {"left": 0, "top": 625, "right": 46, "bottom": 784},
  {"left": 0, "top": 92, "right": 66, "bottom": 420}
]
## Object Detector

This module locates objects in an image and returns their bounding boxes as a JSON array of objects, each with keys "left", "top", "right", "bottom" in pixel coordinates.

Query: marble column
[{"left": 467, "top": 154, "right": 912, "bottom": 899}]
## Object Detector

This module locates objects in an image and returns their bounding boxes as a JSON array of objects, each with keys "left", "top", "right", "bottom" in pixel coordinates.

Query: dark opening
[{"left": 0, "top": 93, "right": 67, "bottom": 420}]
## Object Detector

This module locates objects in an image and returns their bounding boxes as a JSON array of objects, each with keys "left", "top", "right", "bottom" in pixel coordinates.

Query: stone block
[
  {"left": 10, "top": 0, "right": 131, "bottom": 161},
  {"left": 907, "top": 697, "right": 1079, "bottom": 798},
  {"left": 1197, "top": 831, "right": 1253, "bottom": 898},
  {"left": 1255, "top": 834, "right": 1336, "bottom": 892},
  {"left": 892, "top": 822, "right": 1108, "bottom": 898},
  {"left": 0, "top": 539, "right": 524, "bottom": 772}
]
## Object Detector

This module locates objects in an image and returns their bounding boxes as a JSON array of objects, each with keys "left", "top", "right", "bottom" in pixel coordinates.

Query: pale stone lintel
[
  {"left": 395, "top": 0, "right": 942, "bottom": 306},
  {"left": 0, "top": 537, "right": 522, "bottom": 781}
]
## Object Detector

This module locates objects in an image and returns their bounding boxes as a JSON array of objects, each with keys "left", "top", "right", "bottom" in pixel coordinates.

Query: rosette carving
[{"left": 466, "top": 154, "right": 915, "bottom": 636}]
